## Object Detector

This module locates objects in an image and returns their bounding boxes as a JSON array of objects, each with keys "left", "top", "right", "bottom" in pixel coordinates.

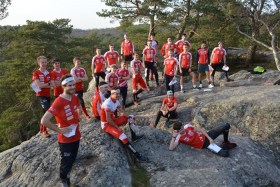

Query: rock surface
[{"left": 0, "top": 70, "right": 280, "bottom": 187}]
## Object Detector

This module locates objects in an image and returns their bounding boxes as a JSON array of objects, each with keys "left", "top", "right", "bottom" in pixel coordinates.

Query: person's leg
[
  {"left": 120, "top": 87, "right": 128, "bottom": 107},
  {"left": 94, "top": 73, "right": 100, "bottom": 87},
  {"left": 100, "top": 72, "right": 106, "bottom": 81},
  {"left": 211, "top": 64, "right": 217, "bottom": 84},
  {"left": 154, "top": 111, "right": 164, "bottom": 128},
  {"left": 165, "top": 74, "right": 172, "bottom": 91},
  {"left": 207, "top": 123, "right": 231, "bottom": 140},
  {"left": 145, "top": 62, "right": 151, "bottom": 87},
  {"left": 38, "top": 96, "right": 51, "bottom": 136},
  {"left": 198, "top": 64, "right": 204, "bottom": 87},
  {"left": 76, "top": 91, "right": 90, "bottom": 118},
  {"left": 151, "top": 64, "right": 159, "bottom": 86},
  {"left": 102, "top": 123, "right": 129, "bottom": 144},
  {"left": 190, "top": 72, "right": 197, "bottom": 88}
]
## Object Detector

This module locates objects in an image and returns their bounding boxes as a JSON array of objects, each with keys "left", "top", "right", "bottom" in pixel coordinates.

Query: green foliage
[{"left": 0, "top": 0, "right": 11, "bottom": 20}]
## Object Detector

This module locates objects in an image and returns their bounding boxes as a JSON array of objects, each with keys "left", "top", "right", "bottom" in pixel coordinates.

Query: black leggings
[
  {"left": 94, "top": 72, "right": 106, "bottom": 87},
  {"left": 165, "top": 74, "right": 175, "bottom": 93},
  {"left": 211, "top": 63, "right": 229, "bottom": 80},
  {"left": 76, "top": 91, "right": 85, "bottom": 108},
  {"left": 37, "top": 96, "right": 50, "bottom": 112},
  {"left": 59, "top": 140, "right": 80, "bottom": 180},
  {"left": 119, "top": 87, "right": 127, "bottom": 106},
  {"left": 154, "top": 110, "right": 177, "bottom": 128},
  {"left": 145, "top": 61, "right": 159, "bottom": 86},
  {"left": 203, "top": 123, "right": 230, "bottom": 148}
]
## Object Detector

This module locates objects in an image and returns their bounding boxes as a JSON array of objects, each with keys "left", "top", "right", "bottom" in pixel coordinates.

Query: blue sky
[{"left": 0, "top": 0, "right": 119, "bottom": 29}]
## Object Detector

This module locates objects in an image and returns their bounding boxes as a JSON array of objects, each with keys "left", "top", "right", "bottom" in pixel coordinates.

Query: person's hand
[
  {"left": 179, "top": 69, "right": 182, "bottom": 74},
  {"left": 59, "top": 126, "right": 72, "bottom": 134},
  {"left": 162, "top": 110, "right": 168, "bottom": 116},
  {"left": 209, "top": 137, "right": 214, "bottom": 144},
  {"left": 188, "top": 68, "right": 191, "bottom": 73},
  {"left": 172, "top": 131, "right": 179, "bottom": 137}
]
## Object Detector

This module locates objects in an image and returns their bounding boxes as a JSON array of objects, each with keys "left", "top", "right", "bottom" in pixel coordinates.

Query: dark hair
[
  {"left": 73, "top": 57, "right": 81, "bottom": 63},
  {"left": 51, "top": 58, "right": 60, "bottom": 64},
  {"left": 182, "top": 33, "right": 187, "bottom": 36},
  {"left": 150, "top": 33, "right": 156, "bottom": 36},
  {"left": 147, "top": 40, "right": 152, "bottom": 43},
  {"left": 173, "top": 121, "right": 183, "bottom": 130},
  {"left": 61, "top": 74, "right": 73, "bottom": 86}
]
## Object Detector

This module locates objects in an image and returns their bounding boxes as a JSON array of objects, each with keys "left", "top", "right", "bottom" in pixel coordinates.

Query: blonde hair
[
  {"left": 73, "top": 57, "right": 81, "bottom": 63},
  {"left": 37, "top": 56, "right": 47, "bottom": 62}
]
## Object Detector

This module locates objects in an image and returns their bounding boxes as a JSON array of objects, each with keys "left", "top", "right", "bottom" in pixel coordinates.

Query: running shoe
[
  {"left": 208, "top": 84, "right": 214, "bottom": 88},
  {"left": 199, "top": 84, "right": 203, "bottom": 88},
  {"left": 132, "top": 134, "right": 144, "bottom": 143},
  {"left": 220, "top": 141, "right": 237, "bottom": 150}
]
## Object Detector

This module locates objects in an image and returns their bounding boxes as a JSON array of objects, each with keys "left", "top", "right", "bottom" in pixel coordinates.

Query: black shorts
[
  {"left": 180, "top": 68, "right": 190, "bottom": 76},
  {"left": 124, "top": 55, "right": 133, "bottom": 62}
]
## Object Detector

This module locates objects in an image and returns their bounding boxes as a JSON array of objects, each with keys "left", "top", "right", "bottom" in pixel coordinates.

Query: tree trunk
[
  {"left": 176, "top": 0, "right": 191, "bottom": 41},
  {"left": 148, "top": 15, "right": 155, "bottom": 39},
  {"left": 245, "top": 45, "right": 257, "bottom": 66},
  {"left": 271, "top": 34, "right": 280, "bottom": 70}
]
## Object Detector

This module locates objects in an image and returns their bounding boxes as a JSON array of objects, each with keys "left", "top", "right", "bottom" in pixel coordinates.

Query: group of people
[{"left": 32, "top": 33, "right": 237, "bottom": 187}]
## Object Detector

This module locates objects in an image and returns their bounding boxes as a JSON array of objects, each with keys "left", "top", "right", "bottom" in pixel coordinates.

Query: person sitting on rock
[
  {"left": 150, "top": 90, "right": 178, "bottom": 128},
  {"left": 169, "top": 122, "right": 237, "bottom": 157},
  {"left": 92, "top": 81, "right": 109, "bottom": 120},
  {"left": 100, "top": 88, "right": 148, "bottom": 162}
]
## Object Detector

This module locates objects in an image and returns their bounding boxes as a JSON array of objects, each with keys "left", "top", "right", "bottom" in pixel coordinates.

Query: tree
[
  {"left": 97, "top": 0, "right": 170, "bottom": 38},
  {"left": 0, "top": 0, "right": 11, "bottom": 20}
]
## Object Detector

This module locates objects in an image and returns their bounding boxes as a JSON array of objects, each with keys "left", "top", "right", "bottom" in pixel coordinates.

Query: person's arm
[
  {"left": 189, "top": 54, "right": 193, "bottom": 72},
  {"left": 35, "top": 79, "right": 51, "bottom": 88},
  {"left": 223, "top": 49, "right": 227, "bottom": 65},
  {"left": 160, "top": 44, "right": 165, "bottom": 56},
  {"left": 168, "top": 102, "right": 178, "bottom": 112},
  {"left": 105, "top": 111, "right": 121, "bottom": 130},
  {"left": 80, "top": 70, "right": 88, "bottom": 82},
  {"left": 178, "top": 54, "right": 182, "bottom": 74},
  {"left": 196, "top": 51, "right": 199, "bottom": 64},
  {"left": 207, "top": 49, "right": 210, "bottom": 64},
  {"left": 169, "top": 131, "right": 179, "bottom": 151},
  {"left": 41, "top": 112, "right": 72, "bottom": 134},
  {"left": 193, "top": 126, "right": 214, "bottom": 144},
  {"left": 210, "top": 48, "right": 215, "bottom": 65},
  {"left": 91, "top": 57, "right": 95, "bottom": 76},
  {"left": 173, "top": 59, "right": 178, "bottom": 77}
]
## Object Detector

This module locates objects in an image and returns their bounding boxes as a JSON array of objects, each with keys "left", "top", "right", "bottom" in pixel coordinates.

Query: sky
[{"left": 0, "top": 0, "right": 120, "bottom": 29}]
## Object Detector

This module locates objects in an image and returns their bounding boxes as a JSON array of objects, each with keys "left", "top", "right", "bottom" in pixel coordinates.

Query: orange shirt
[
  {"left": 175, "top": 40, "right": 191, "bottom": 54},
  {"left": 197, "top": 48, "right": 209, "bottom": 65},
  {"left": 160, "top": 43, "right": 178, "bottom": 58},
  {"left": 104, "top": 51, "right": 119, "bottom": 66},
  {"left": 32, "top": 69, "right": 51, "bottom": 97},
  {"left": 179, "top": 52, "right": 192, "bottom": 69},
  {"left": 50, "top": 68, "right": 68, "bottom": 97},
  {"left": 92, "top": 55, "right": 106, "bottom": 73},
  {"left": 121, "top": 40, "right": 134, "bottom": 56},
  {"left": 162, "top": 96, "right": 177, "bottom": 110},
  {"left": 70, "top": 67, "right": 86, "bottom": 91},
  {"left": 48, "top": 95, "right": 81, "bottom": 143},
  {"left": 143, "top": 47, "right": 156, "bottom": 62},
  {"left": 212, "top": 47, "right": 226, "bottom": 64},
  {"left": 164, "top": 57, "right": 178, "bottom": 76}
]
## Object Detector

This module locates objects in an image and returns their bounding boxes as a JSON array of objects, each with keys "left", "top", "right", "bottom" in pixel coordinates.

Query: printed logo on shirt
[
  {"left": 67, "top": 116, "right": 74, "bottom": 121},
  {"left": 64, "top": 105, "right": 70, "bottom": 109}
]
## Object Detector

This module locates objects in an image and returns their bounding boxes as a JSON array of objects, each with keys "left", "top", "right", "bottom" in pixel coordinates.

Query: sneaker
[
  {"left": 216, "top": 149, "right": 229, "bottom": 157},
  {"left": 164, "top": 121, "right": 170, "bottom": 128},
  {"left": 136, "top": 154, "right": 149, "bottom": 162},
  {"left": 227, "top": 78, "right": 234, "bottom": 82},
  {"left": 208, "top": 84, "right": 214, "bottom": 88},
  {"left": 132, "top": 134, "right": 144, "bottom": 143},
  {"left": 180, "top": 89, "right": 185, "bottom": 93},
  {"left": 199, "top": 84, "right": 203, "bottom": 88},
  {"left": 192, "top": 86, "right": 198, "bottom": 90},
  {"left": 134, "top": 101, "right": 139, "bottom": 106},
  {"left": 220, "top": 141, "right": 237, "bottom": 150}
]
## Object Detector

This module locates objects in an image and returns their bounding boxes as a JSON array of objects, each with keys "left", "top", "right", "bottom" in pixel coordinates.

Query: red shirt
[
  {"left": 116, "top": 68, "right": 130, "bottom": 87},
  {"left": 143, "top": 47, "right": 156, "bottom": 62},
  {"left": 130, "top": 59, "right": 142, "bottom": 75},
  {"left": 197, "top": 48, "right": 209, "bottom": 65},
  {"left": 212, "top": 47, "right": 226, "bottom": 64},
  {"left": 164, "top": 57, "right": 178, "bottom": 76},
  {"left": 70, "top": 67, "right": 86, "bottom": 91},
  {"left": 162, "top": 96, "right": 177, "bottom": 110},
  {"left": 100, "top": 97, "right": 121, "bottom": 124},
  {"left": 104, "top": 51, "right": 119, "bottom": 66},
  {"left": 121, "top": 40, "right": 134, "bottom": 56},
  {"left": 175, "top": 40, "right": 191, "bottom": 54},
  {"left": 175, "top": 124, "right": 205, "bottom": 149},
  {"left": 92, "top": 55, "right": 106, "bottom": 73},
  {"left": 160, "top": 43, "right": 178, "bottom": 58},
  {"left": 50, "top": 68, "right": 68, "bottom": 97},
  {"left": 48, "top": 95, "right": 81, "bottom": 143},
  {"left": 105, "top": 73, "right": 118, "bottom": 89},
  {"left": 179, "top": 52, "right": 192, "bottom": 69},
  {"left": 32, "top": 69, "right": 51, "bottom": 97}
]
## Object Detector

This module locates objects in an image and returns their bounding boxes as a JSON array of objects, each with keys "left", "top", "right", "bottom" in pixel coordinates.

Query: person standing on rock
[
  {"left": 116, "top": 62, "right": 130, "bottom": 108},
  {"left": 32, "top": 56, "right": 53, "bottom": 138},
  {"left": 150, "top": 90, "right": 178, "bottom": 128},
  {"left": 121, "top": 34, "right": 134, "bottom": 63},
  {"left": 163, "top": 50, "right": 178, "bottom": 94},
  {"left": 104, "top": 44, "right": 120, "bottom": 69},
  {"left": 169, "top": 122, "right": 237, "bottom": 157},
  {"left": 105, "top": 64, "right": 119, "bottom": 90},
  {"left": 196, "top": 41, "right": 214, "bottom": 89},
  {"left": 50, "top": 58, "right": 68, "bottom": 98},
  {"left": 92, "top": 48, "right": 107, "bottom": 88},
  {"left": 130, "top": 53, "right": 150, "bottom": 106},
  {"left": 92, "top": 81, "right": 109, "bottom": 120},
  {"left": 70, "top": 57, "right": 90, "bottom": 120},
  {"left": 41, "top": 74, "right": 82, "bottom": 187},
  {"left": 210, "top": 41, "right": 233, "bottom": 85},
  {"left": 175, "top": 33, "right": 192, "bottom": 59},
  {"left": 100, "top": 88, "right": 148, "bottom": 162}
]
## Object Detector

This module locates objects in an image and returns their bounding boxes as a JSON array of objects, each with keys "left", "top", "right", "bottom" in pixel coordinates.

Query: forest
[{"left": 0, "top": 0, "right": 279, "bottom": 151}]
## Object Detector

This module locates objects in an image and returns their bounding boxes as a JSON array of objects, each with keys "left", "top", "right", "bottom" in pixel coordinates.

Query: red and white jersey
[
  {"left": 164, "top": 57, "right": 178, "bottom": 76},
  {"left": 121, "top": 40, "right": 134, "bottom": 56},
  {"left": 92, "top": 55, "right": 106, "bottom": 73},
  {"left": 48, "top": 95, "right": 81, "bottom": 143},
  {"left": 50, "top": 68, "right": 68, "bottom": 97},
  {"left": 160, "top": 43, "right": 178, "bottom": 58},
  {"left": 162, "top": 96, "right": 178, "bottom": 110},
  {"left": 179, "top": 52, "right": 192, "bottom": 69},
  {"left": 32, "top": 69, "right": 51, "bottom": 97},
  {"left": 143, "top": 47, "right": 156, "bottom": 62},
  {"left": 175, "top": 39, "right": 191, "bottom": 54},
  {"left": 131, "top": 59, "right": 142, "bottom": 75},
  {"left": 70, "top": 67, "right": 86, "bottom": 91},
  {"left": 100, "top": 97, "right": 121, "bottom": 124},
  {"left": 175, "top": 124, "right": 205, "bottom": 149},
  {"left": 116, "top": 68, "right": 130, "bottom": 87},
  {"left": 104, "top": 51, "right": 119, "bottom": 66},
  {"left": 197, "top": 48, "right": 209, "bottom": 65},
  {"left": 105, "top": 73, "right": 118, "bottom": 89},
  {"left": 92, "top": 90, "right": 106, "bottom": 117},
  {"left": 212, "top": 47, "right": 226, "bottom": 64}
]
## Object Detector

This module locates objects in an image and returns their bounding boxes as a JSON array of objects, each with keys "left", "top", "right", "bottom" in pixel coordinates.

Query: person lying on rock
[
  {"left": 100, "top": 88, "right": 148, "bottom": 162},
  {"left": 169, "top": 122, "right": 237, "bottom": 157},
  {"left": 150, "top": 90, "right": 178, "bottom": 128}
]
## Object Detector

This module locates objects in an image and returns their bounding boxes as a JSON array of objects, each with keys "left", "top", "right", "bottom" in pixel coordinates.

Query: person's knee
[{"left": 224, "top": 123, "right": 230, "bottom": 130}]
